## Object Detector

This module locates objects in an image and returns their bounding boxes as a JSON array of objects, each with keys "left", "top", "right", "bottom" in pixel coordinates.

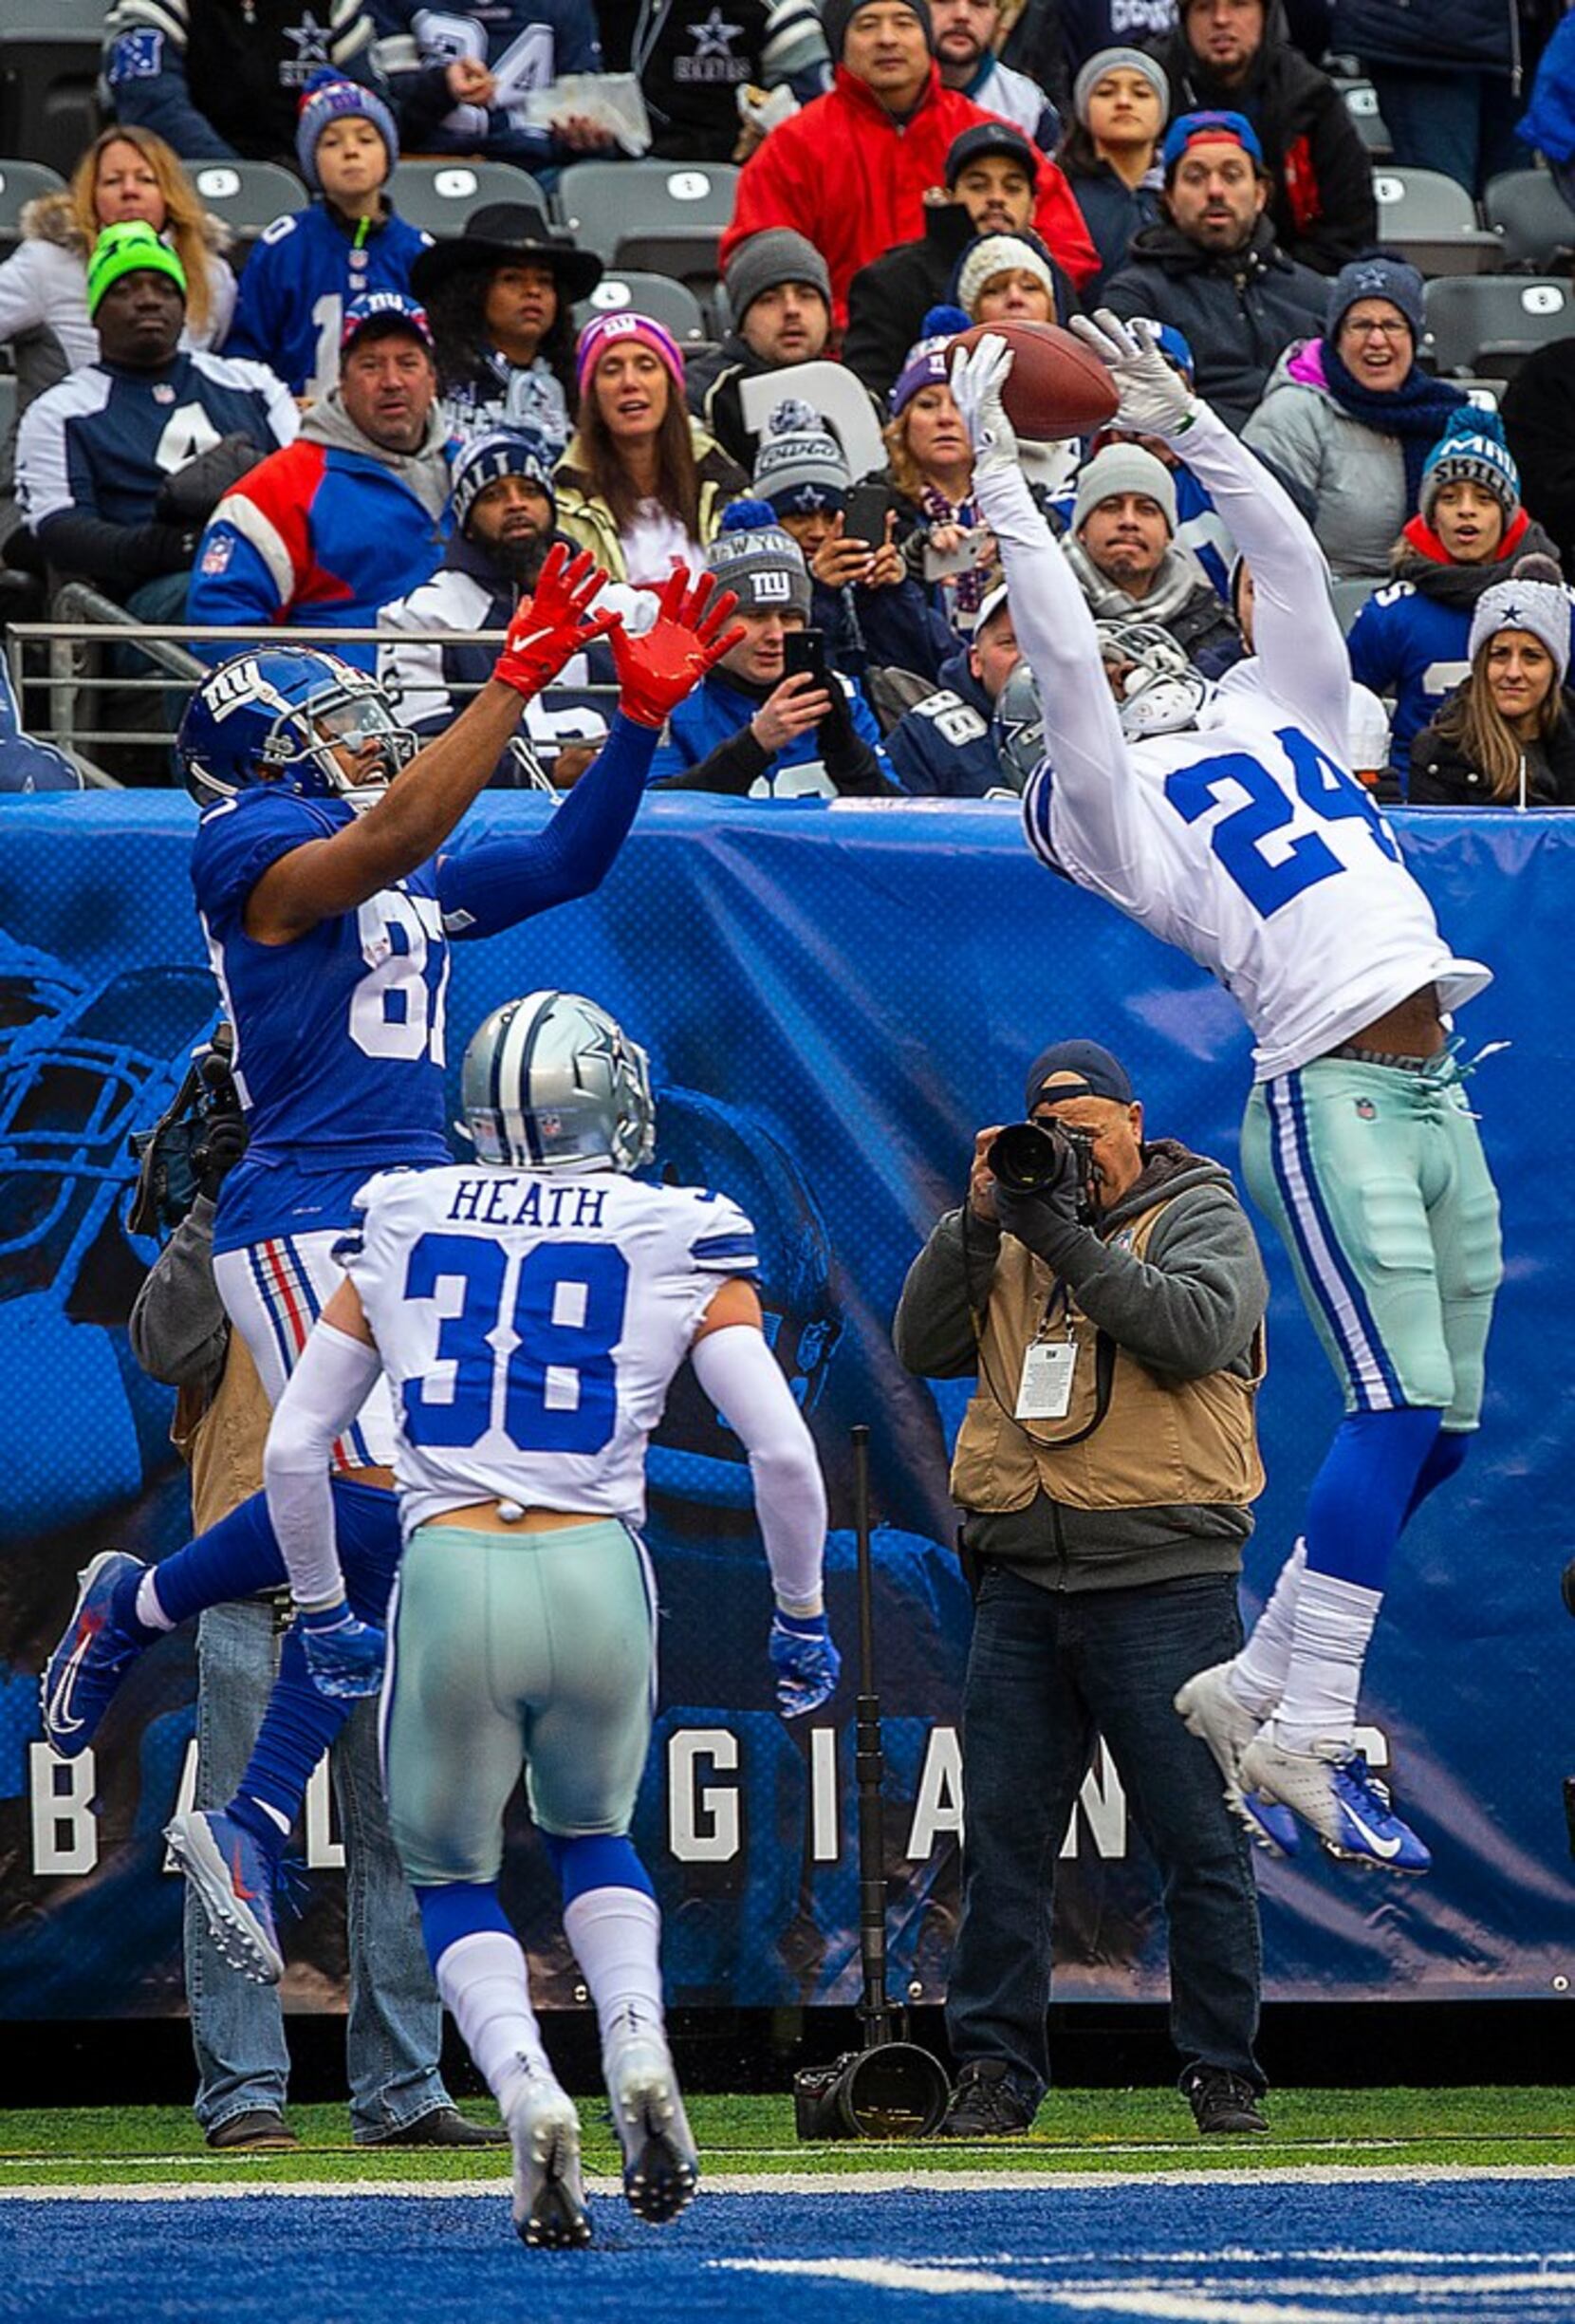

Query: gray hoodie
[{"left": 893, "top": 1140, "right": 1269, "bottom": 1590}]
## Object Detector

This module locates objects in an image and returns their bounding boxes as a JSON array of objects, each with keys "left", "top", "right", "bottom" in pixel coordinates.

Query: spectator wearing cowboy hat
[
  {"left": 224, "top": 70, "right": 430, "bottom": 399},
  {"left": 410, "top": 204, "right": 602, "bottom": 453}
]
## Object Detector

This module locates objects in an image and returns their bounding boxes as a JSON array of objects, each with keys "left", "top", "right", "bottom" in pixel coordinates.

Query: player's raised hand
[
  {"left": 948, "top": 333, "right": 1018, "bottom": 475},
  {"left": 493, "top": 544, "right": 622, "bottom": 700},
  {"left": 769, "top": 1609, "right": 842, "bottom": 1719},
  {"left": 1069, "top": 310, "right": 1197, "bottom": 439},
  {"left": 609, "top": 567, "right": 745, "bottom": 729},
  {"left": 298, "top": 1601, "right": 386, "bottom": 1699}
]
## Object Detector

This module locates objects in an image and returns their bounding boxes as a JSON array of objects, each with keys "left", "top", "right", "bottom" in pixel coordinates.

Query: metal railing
[{"left": 4, "top": 589, "right": 620, "bottom": 786}]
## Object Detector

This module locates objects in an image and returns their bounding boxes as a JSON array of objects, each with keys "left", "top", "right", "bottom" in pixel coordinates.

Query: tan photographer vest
[{"left": 950, "top": 1196, "right": 1265, "bottom": 1515}]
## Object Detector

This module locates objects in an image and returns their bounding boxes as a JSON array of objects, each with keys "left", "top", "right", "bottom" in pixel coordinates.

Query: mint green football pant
[
  {"left": 1240, "top": 1053, "right": 1502, "bottom": 1426},
  {"left": 380, "top": 1517, "right": 658, "bottom": 1887}
]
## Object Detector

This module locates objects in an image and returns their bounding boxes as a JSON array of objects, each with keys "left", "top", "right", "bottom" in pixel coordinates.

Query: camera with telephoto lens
[
  {"left": 987, "top": 1119, "right": 1101, "bottom": 1224},
  {"left": 129, "top": 1025, "right": 248, "bottom": 1237}
]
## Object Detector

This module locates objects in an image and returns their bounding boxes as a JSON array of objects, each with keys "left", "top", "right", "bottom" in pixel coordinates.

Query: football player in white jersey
[
  {"left": 261, "top": 992, "right": 839, "bottom": 2248},
  {"left": 949, "top": 315, "right": 1503, "bottom": 1874}
]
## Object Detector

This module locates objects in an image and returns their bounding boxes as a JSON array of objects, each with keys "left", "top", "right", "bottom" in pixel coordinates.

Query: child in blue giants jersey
[
  {"left": 40, "top": 559, "right": 748, "bottom": 1987},
  {"left": 226, "top": 70, "right": 430, "bottom": 398}
]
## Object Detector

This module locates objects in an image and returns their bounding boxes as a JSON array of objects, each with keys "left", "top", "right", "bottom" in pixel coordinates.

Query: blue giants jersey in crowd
[
  {"left": 226, "top": 203, "right": 434, "bottom": 398},
  {"left": 192, "top": 789, "right": 452, "bottom": 1255}
]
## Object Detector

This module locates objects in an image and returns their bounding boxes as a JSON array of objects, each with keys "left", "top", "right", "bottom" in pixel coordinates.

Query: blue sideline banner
[{"left": 0, "top": 796, "right": 1569, "bottom": 2017}]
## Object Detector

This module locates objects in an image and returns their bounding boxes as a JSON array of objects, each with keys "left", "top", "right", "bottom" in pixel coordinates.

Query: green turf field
[{"left": 2, "top": 2090, "right": 1571, "bottom": 2186}]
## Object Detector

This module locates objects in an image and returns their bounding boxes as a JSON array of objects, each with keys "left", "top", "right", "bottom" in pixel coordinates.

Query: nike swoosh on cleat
[
  {"left": 230, "top": 1844, "right": 262, "bottom": 1903},
  {"left": 1337, "top": 1798, "right": 1405, "bottom": 1860},
  {"left": 44, "top": 1620, "right": 97, "bottom": 1737}
]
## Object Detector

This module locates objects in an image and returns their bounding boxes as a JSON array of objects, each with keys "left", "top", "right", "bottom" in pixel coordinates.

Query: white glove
[
  {"left": 1069, "top": 309, "right": 1199, "bottom": 440},
  {"left": 948, "top": 333, "right": 1019, "bottom": 476}
]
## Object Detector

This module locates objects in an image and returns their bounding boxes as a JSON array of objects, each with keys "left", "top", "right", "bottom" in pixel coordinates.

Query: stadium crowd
[{"left": 4, "top": 0, "right": 1568, "bottom": 2214}]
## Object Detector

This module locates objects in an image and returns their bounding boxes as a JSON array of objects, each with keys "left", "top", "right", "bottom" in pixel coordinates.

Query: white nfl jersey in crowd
[{"left": 341, "top": 1162, "right": 759, "bottom": 1538}]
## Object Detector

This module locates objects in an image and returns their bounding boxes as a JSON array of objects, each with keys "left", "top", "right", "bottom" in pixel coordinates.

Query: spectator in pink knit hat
[{"left": 553, "top": 313, "right": 747, "bottom": 586}]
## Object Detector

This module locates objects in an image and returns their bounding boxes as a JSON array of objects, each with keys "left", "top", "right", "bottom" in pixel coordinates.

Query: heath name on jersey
[{"left": 341, "top": 1162, "right": 761, "bottom": 1538}]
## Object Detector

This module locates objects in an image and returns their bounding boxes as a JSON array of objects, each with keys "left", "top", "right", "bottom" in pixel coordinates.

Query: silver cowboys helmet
[
  {"left": 459, "top": 990, "right": 656, "bottom": 1173},
  {"left": 991, "top": 661, "right": 1045, "bottom": 794},
  {"left": 1096, "top": 620, "right": 1214, "bottom": 740}
]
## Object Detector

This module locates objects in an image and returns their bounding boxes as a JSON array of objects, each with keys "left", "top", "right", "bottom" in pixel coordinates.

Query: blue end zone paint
[{"left": 3, "top": 2182, "right": 1571, "bottom": 2323}]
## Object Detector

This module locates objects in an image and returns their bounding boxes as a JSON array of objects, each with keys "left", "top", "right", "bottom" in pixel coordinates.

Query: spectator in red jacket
[{"left": 719, "top": 0, "right": 1098, "bottom": 328}]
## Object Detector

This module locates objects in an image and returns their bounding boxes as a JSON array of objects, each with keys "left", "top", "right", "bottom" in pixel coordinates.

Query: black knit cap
[{"left": 822, "top": 0, "right": 936, "bottom": 62}]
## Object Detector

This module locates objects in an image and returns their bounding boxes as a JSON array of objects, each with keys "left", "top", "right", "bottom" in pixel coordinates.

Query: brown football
[{"left": 947, "top": 320, "right": 1119, "bottom": 442}]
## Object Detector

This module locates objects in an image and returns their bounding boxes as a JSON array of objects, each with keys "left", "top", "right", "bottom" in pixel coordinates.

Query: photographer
[
  {"left": 129, "top": 1037, "right": 489, "bottom": 2154},
  {"left": 892, "top": 1039, "right": 1271, "bottom": 2140}
]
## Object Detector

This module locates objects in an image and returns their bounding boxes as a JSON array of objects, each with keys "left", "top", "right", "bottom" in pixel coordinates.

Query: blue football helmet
[{"left": 177, "top": 647, "right": 418, "bottom": 810}]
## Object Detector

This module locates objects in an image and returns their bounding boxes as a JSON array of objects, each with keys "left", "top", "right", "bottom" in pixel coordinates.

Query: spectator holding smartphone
[{"left": 650, "top": 502, "right": 899, "bottom": 794}]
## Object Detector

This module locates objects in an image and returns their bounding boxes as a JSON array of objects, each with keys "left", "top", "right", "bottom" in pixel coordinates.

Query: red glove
[
  {"left": 609, "top": 566, "right": 745, "bottom": 730},
  {"left": 493, "top": 544, "right": 621, "bottom": 701}
]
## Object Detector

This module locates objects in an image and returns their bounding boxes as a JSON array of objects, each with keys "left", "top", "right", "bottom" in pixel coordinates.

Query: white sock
[
  {"left": 1271, "top": 1568, "right": 1382, "bottom": 1752},
  {"left": 246, "top": 1796, "right": 291, "bottom": 1838},
  {"left": 1228, "top": 1538, "right": 1306, "bottom": 1720},
  {"left": 435, "top": 1929, "right": 554, "bottom": 2106},
  {"left": 562, "top": 1887, "right": 666, "bottom": 2065},
  {"left": 136, "top": 1570, "right": 176, "bottom": 1632}
]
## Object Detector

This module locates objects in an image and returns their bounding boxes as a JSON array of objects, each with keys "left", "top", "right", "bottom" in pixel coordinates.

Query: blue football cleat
[
  {"left": 1239, "top": 1734, "right": 1432, "bottom": 1873},
  {"left": 40, "top": 1550, "right": 151, "bottom": 1757},
  {"left": 1236, "top": 1790, "right": 1302, "bottom": 1860},
  {"left": 164, "top": 1808, "right": 286, "bottom": 1983}
]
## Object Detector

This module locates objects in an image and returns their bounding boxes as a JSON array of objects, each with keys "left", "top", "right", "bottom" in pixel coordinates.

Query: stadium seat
[
  {"left": 574, "top": 270, "right": 708, "bottom": 344},
  {"left": 0, "top": 371, "right": 17, "bottom": 441},
  {"left": 189, "top": 161, "right": 306, "bottom": 263},
  {"left": 1422, "top": 273, "right": 1574, "bottom": 380},
  {"left": 1337, "top": 78, "right": 1393, "bottom": 159},
  {"left": 0, "top": 158, "right": 65, "bottom": 260},
  {"left": 555, "top": 159, "right": 738, "bottom": 282},
  {"left": 390, "top": 158, "right": 549, "bottom": 239},
  {"left": 0, "top": 33, "right": 101, "bottom": 181},
  {"left": 1483, "top": 168, "right": 1575, "bottom": 273},
  {"left": 1371, "top": 166, "right": 1502, "bottom": 276}
]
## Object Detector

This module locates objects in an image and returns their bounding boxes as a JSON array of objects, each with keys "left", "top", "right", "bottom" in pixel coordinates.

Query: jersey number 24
[
  {"left": 399, "top": 1231, "right": 629, "bottom": 1457},
  {"left": 1164, "top": 725, "right": 1399, "bottom": 918}
]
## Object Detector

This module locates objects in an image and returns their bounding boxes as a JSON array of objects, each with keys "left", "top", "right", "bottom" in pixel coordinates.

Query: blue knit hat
[
  {"left": 1326, "top": 252, "right": 1426, "bottom": 345},
  {"left": 1418, "top": 406, "right": 1521, "bottom": 523},
  {"left": 452, "top": 429, "right": 558, "bottom": 535},
  {"left": 296, "top": 69, "right": 399, "bottom": 193},
  {"left": 889, "top": 305, "right": 970, "bottom": 418}
]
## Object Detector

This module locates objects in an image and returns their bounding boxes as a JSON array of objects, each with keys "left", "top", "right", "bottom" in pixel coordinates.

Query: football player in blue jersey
[{"left": 41, "top": 555, "right": 746, "bottom": 1985}]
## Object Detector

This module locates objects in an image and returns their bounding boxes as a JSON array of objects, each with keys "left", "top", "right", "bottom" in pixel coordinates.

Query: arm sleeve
[
  {"left": 1041, "top": 1184, "right": 1269, "bottom": 1378},
  {"left": 1029, "top": 156, "right": 1100, "bottom": 289},
  {"left": 435, "top": 711, "right": 655, "bottom": 937},
  {"left": 263, "top": 1320, "right": 384, "bottom": 1608},
  {"left": 183, "top": 513, "right": 288, "bottom": 662},
  {"left": 376, "top": 603, "right": 454, "bottom": 734},
  {"left": 971, "top": 455, "right": 1154, "bottom": 906},
  {"left": 891, "top": 1207, "right": 998, "bottom": 1378},
  {"left": 35, "top": 510, "right": 192, "bottom": 586},
  {"left": 689, "top": 1324, "right": 827, "bottom": 1613},
  {"left": 823, "top": 680, "right": 899, "bottom": 793},
  {"left": 223, "top": 237, "right": 284, "bottom": 367},
  {"left": 1344, "top": 594, "right": 1398, "bottom": 697},
  {"left": 128, "top": 1196, "right": 231, "bottom": 1391},
  {"left": 1172, "top": 399, "right": 1351, "bottom": 762},
  {"left": 102, "top": 12, "right": 241, "bottom": 158}
]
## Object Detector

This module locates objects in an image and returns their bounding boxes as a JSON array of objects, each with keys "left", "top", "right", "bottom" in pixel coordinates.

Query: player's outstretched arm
[
  {"left": 246, "top": 546, "right": 621, "bottom": 943},
  {"left": 263, "top": 1277, "right": 389, "bottom": 1699},
  {"left": 949, "top": 336, "right": 1152, "bottom": 905},
  {"left": 435, "top": 568, "right": 745, "bottom": 939},
  {"left": 689, "top": 1280, "right": 840, "bottom": 1719},
  {"left": 1070, "top": 310, "right": 1352, "bottom": 764}
]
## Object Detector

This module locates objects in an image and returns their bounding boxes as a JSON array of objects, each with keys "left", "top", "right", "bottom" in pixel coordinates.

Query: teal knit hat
[
  {"left": 86, "top": 220, "right": 186, "bottom": 318},
  {"left": 1418, "top": 406, "right": 1521, "bottom": 524}
]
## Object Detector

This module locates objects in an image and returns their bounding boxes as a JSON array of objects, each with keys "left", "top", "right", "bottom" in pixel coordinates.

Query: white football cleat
[
  {"left": 1240, "top": 1733, "right": 1431, "bottom": 1873},
  {"left": 503, "top": 2066, "right": 591, "bottom": 2249},
  {"left": 1174, "top": 1663, "right": 1299, "bottom": 1857},
  {"left": 604, "top": 2028, "right": 698, "bottom": 2225}
]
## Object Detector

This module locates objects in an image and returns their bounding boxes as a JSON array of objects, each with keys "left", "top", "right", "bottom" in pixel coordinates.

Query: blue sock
[
  {"left": 1303, "top": 1407, "right": 1443, "bottom": 1590},
  {"left": 413, "top": 1880, "right": 515, "bottom": 1976},
  {"left": 226, "top": 1623, "right": 349, "bottom": 1845},
  {"left": 543, "top": 1831, "right": 656, "bottom": 1906},
  {"left": 143, "top": 1489, "right": 289, "bottom": 1630},
  {"left": 1402, "top": 1427, "right": 1469, "bottom": 1526}
]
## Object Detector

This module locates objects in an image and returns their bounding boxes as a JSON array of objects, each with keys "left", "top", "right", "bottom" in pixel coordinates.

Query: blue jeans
[
  {"left": 1365, "top": 66, "right": 1529, "bottom": 197},
  {"left": 186, "top": 1599, "right": 453, "bottom": 2141},
  {"left": 946, "top": 1567, "right": 1264, "bottom": 2106}
]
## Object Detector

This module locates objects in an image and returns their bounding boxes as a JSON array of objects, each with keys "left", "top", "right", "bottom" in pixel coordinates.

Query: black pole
[{"left": 851, "top": 1422, "right": 899, "bottom": 2051}]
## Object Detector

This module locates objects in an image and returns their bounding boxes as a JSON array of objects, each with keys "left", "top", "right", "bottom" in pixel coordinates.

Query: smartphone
[
  {"left": 782, "top": 627, "right": 830, "bottom": 688},
  {"left": 843, "top": 480, "right": 889, "bottom": 551},
  {"left": 923, "top": 532, "right": 979, "bottom": 582}
]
